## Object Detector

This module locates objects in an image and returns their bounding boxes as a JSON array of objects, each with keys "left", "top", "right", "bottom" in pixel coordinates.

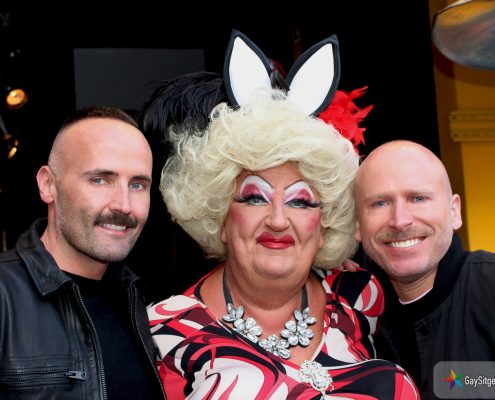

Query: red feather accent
[{"left": 318, "top": 86, "right": 373, "bottom": 153}]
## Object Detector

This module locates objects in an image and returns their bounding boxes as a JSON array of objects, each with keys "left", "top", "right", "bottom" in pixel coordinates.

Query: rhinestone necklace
[{"left": 221, "top": 269, "right": 317, "bottom": 359}]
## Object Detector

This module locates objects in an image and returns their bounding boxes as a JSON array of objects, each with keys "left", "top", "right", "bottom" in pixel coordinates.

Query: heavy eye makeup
[
  {"left": 284, "top": 181, "right": 320, "bottom": 209},
  {"left": 234, "top": 175, "right": 319, "bottom": 209},
  {"left": 234, "top": 175, "right": 273, "bottom": 205}
]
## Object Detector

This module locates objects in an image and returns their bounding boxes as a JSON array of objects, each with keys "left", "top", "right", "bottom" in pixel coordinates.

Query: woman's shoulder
[
  {"left": 314, "top": 267, "right": 384, "bottom": 315},
  {"left": 314, "top": 267, "right": 377, "bottom": 290},
  {"left": 148, "top": 294, "right": 207, "bottom": 326}
]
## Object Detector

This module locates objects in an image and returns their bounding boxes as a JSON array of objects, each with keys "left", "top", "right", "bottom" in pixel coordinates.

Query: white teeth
[
  {"left": 102, "top": 224, "right": 126, "bottom": 231},
  {"left": 388, "top": 238, "right": 421, "bottom": 248}
]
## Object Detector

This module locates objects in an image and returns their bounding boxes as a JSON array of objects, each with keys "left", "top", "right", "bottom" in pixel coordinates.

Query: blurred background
[{"left": 1, "top": 0, "right": 494, "bottom": 300}]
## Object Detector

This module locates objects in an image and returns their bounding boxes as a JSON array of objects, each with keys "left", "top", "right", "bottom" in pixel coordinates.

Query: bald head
[
  {"left": 356, "top": 140, "right": 453, "bottom": 198},
  {"left": 354, "top": 140, "right": 462, "bottom": 300},
  {"left": 48, "top": 106, "right": 147, "bottom": 178},
  {"left": 48, "top": 117, "right": 151, "bottom": 179}
]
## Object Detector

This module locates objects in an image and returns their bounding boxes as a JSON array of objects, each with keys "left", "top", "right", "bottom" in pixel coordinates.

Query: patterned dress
[{"left": 149, "top": 266, "right": 419, "bottom": 399}]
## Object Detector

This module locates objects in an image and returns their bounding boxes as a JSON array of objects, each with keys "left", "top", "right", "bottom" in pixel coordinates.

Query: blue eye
[
  {"left": 286, "top": 199, "right": 319, "bottom": 209},
  {"left": 235, "top": 194, "right": 268, "bottom": 206},
  {"left": 92, "top": 177, "right": 106, "bottom": 185},
  {"left": 130, "top": 182, "right": 145, "bottom": 190}
]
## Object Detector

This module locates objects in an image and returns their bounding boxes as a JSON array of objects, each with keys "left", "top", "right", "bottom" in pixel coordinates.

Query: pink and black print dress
[{"left": 148, "top": 266, "right": 419, "bottom": 399}]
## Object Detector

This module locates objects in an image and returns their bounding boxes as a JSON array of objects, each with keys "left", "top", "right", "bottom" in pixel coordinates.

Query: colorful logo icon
[{"left": 443, "top": 369, "right": 463, "bottom": 390}]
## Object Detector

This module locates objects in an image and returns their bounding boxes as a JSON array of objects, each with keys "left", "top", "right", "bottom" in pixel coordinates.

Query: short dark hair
[{"left": 60, "top": 106, "right": 138, "bottom": 131}]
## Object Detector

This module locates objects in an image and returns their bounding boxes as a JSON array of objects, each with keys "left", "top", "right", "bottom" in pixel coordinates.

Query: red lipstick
[{"left": 256, "top": 232, "right": 295, "bottom": 249}]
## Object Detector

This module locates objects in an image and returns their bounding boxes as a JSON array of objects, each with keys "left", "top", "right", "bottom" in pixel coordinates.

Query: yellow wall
[
  {"left": 429, "top": 0, "right": 495, "bottom": 252},
  {"left": 461, "top": 143, "right": 495, "bottom": 250}
]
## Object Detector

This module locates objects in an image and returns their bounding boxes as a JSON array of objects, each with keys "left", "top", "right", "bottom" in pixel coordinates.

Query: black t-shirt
[{"left": 68, "top": 271, "right": 153, "bottom": 400}]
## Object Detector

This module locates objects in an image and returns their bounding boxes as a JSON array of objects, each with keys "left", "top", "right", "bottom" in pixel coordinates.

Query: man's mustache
[{"left": 95, "top": 212, "right": 137, "bottom": 228}]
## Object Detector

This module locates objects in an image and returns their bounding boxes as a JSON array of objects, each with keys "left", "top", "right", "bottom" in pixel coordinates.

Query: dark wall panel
[{"left": 74, "top": 48, "right": 205, "bottom": 111}]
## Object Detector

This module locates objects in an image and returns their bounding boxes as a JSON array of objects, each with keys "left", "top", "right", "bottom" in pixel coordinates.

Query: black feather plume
[{"left": 139, "top": 71, "right": 227, "bottom": 143}]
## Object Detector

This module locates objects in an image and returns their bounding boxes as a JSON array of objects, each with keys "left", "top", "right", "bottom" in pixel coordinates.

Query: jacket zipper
[
  {"left": 72, "top": 284, "right": 108, "bottom": 400},
  {"left": 0, "top": 369, "right": 86, "bottom": 387}
]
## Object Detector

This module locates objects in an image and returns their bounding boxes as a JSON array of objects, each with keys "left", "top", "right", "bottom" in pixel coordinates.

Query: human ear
[
  {"left": 36, "top": 166, "right": 56, "bottom": 205},
  {"left": 451, "top": 194, "right": 462, "bottom": 230},
  {"left": 319, "top": 226, "right": 326, "bottom": 249},
  {"left": 220, "top": 224, "right": 228, "bottom": 244},
  {"left": 354, "top": 221, "right": 362, "bottom": 242}
]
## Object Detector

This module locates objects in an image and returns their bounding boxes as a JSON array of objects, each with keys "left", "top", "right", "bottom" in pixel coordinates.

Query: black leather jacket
[
  {"left": 0, "top": 219, "right": 166, "bottom": 399},
  {"left": 370, "top": 235, "right": 495, "bottom": 399}
]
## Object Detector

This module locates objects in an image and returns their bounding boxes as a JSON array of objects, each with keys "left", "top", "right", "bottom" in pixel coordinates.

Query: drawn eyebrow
[
  {"left": 242, "top": 174, "right": 273, "bottom": 187},
  {"left": 284, "top": 179, "right": 306, "bottom": 191}
]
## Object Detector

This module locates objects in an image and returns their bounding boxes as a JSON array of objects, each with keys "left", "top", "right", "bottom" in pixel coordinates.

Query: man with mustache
[
  {"left": 354, "top": 140, "right": 495, "bottom": 399},
  {"left": 0, "top": 106, "right": 165, "bottom": 399}
]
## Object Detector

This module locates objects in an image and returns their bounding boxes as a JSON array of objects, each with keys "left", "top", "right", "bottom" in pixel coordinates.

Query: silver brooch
[{"left": 299, "top": 360, "right": 334, "bottom": 395}]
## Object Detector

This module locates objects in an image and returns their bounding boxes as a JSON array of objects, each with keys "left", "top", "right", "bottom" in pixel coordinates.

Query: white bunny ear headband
[{"left": 223, "top": 30, "right": 340, "bottom": 116}]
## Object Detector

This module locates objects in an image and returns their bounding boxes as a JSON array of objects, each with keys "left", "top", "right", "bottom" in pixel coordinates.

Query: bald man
[
  {"left": 0, "top": 107, "right": 165, "bottom": 399},
  {"left": 354, "top": 140, "right": 495, "bottom": 399}
]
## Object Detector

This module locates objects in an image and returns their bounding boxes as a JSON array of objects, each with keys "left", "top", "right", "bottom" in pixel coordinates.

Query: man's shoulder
[
  {"left": 459, "top": 250, "right": 495, "bottom": 291},
  {"left": 0, "top": 249, "right": 31, "bottom": 297},
  {"left": 0, "top": 249, "right": 24, "bottom": 278},
  {"left": 465, "top": 249, "right": 495, "bottom": 265},
  {"left": 0, "top": 248, "right": 20, "bottom": 264}
]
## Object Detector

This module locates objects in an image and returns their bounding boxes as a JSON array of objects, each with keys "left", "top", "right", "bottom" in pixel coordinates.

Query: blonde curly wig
[{"left": 160, "top": 89, "right": 359, "bottom": 268}]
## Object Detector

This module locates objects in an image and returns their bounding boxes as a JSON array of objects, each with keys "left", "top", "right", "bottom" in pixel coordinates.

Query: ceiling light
[
  {"left": 6, "top": 88, "right": 28, "bottom": 109},
  {"left": 432, "top": 0, "right": 495, "bottom": 70}
]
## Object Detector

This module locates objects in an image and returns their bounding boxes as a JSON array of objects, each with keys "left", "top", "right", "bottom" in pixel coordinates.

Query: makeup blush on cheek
[
  {"left": 303, "top": 211, "right": 325, "bottom": 248},
  {"left": 304, "top": 212, "right": 322, "bottom": 231},
  {"left": 226, "top": 206, "right": 245, "bottom": 226},
  {"left": 225, "top": 205, "right": 257, "bottom": 232}
]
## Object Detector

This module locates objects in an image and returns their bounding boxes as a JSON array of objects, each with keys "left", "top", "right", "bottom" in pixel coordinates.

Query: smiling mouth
[
  {"left": 101, "top": 223, "right": 127, "bottom": 232},
  {"left": 387, "top": 238, "right": 423, "bottom": 248}
]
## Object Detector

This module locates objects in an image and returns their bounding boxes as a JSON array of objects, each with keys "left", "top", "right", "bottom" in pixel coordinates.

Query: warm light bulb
[
  {"left": 6, "top": 89, "right": 28, "bottom": 109},
  {"left": 1, "top": 134, "right": 19, "bottom": 160},
  {"left": 7, "top": 139, "right": 19, "bottom": 160}
]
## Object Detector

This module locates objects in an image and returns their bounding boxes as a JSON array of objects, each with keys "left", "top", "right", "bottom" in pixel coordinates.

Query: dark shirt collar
[{"left": 364, "top": 234, "right": 468, "bottom": 320}]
